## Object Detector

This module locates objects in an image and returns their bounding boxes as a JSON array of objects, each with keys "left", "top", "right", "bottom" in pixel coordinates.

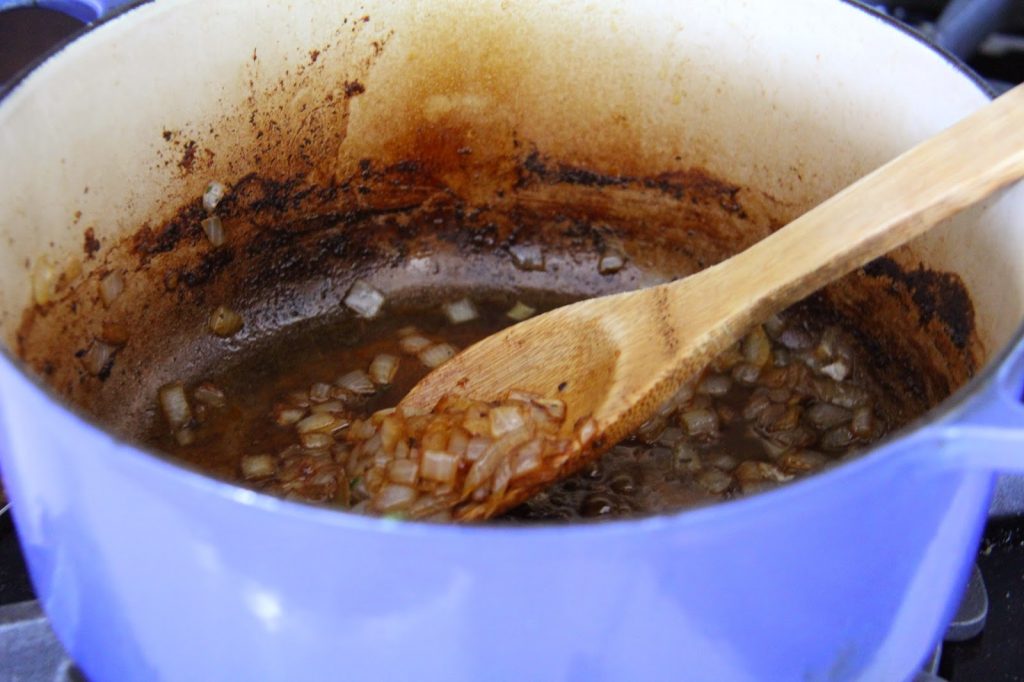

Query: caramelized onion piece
[
  {"left": 509, "top": 244, "right": 545, "bottom": 271},
  {"left": 369, "top": 354, "right": 399, "bottom": 385},
  {"left": 194, "top": 383, "right": 227, "bottom": 408},
  {"left": 241, "top": 454, "right": 276, "bottom": 480},
  {"left": 418, "top": 343, "right": 456, "bottom": 369},
  {"left": 201, "top": 216, "right": 225, "bottom": 247},
  {"left": 598, "top": 249, "right": 626, "bottom": 275},
  {"left": 337, "top": 370, "right": 377, "bottom": 396},
  {"left": 344, "top": 280, "right": 385, "bottom": 319},
  {"left": 158, "top": 382, "right": 191, "bottom": 431},
  {"left": 202, "top": 181, "right": 226, "bottom": 213},
  {"left": 443, "top": 298, "right": 479, "bottom": 324},
  {"left": 209, "top": 306, "right": 243, "bottom": 337},
  {"left": 31, "top": 255, "right": 59, "bottom": 307},
  {"left": 99, "top": 271, "right": 124, "bottom": 307},
  {"left": 506, "top": 301, "right": 536, "bottom": 321}
]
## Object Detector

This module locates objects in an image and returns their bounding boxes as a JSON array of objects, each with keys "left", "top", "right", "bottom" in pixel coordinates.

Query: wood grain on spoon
[{"left": 402, "top": 83, "right": 1024, "bottom": 519}]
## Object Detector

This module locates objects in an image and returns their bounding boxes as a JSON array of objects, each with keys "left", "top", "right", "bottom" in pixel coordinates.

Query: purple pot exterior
[
  {"left": 0, "top": 0, "right": 135, "bottom": 23},
  {"left": 0, "top": 334, "right": 1021, "bottom": 681}
]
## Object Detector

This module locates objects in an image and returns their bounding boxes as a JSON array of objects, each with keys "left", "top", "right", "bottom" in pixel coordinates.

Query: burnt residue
[
  {"left": 344, "top": 80, "right": 365, "bottom": 98},
  {"left": 13, "top": 132, "right": 981, "bottom": 469},
  {"left": 795, "top": 292, "right": 932, "bottom": 416},
  {"left": 521, "top": 151, "right": 628, "bottom": 189},
  {"left": 83, "top": 228, "right": 100, "bottom": 258},
  {"left": 519, "top": 151, "right": 746, "bottom": 216},
  {"left": 179, "top": 141, "right": 198, "bottom": 172},
  {"left": 179, "top": 247, "right": 235, "bottom": 290},
  {"left": 132, "top": 205, "right": 205, "bottom": 259},
  {"left": 863, "top": 256, "right": 975, "bottom": 349}
]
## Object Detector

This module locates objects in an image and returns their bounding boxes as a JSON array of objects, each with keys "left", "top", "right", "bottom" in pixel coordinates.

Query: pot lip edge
[{"left": 0, "top": 0, "right": 1011, "bottom": 536}]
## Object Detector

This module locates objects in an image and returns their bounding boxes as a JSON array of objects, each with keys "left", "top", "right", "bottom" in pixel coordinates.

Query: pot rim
[{"left": 0, "top": 0, "right": 1016, "bottom": 538}]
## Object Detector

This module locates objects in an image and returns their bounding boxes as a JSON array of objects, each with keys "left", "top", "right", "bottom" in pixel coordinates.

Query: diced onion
[
  {"left": 443, "top": 298, "right": 478, "bottom": 324},
  {"left": 309, "top": 382, "right": 332, "bottom": 402},
  {"left": 399, "top": 334, "right": 433, "bottom": 354},
  {"left": 779, "top": 450, "right": 828, "bottom": 474},
  {"left": 731, "top": 363, "right": 761, "bottom": 385},
  {"left": 99, "top": 271, "right": 124, "bottom": 307},
  {"left": 511, "top": 440, "right": 542, "bottom": 478},
  {"left": 194, "top": 382, "right": 227, "bottom": 408},
  {"left": 100, "top": 321, "right": 129, "bottom": 346},
  {"left": 420, "top": 450, "right": 459, "bottom": 482},
  {"left": 274, "top": 405, "right": 306, "bottom": 426},
  {"left": 681, "top": 409, "right": 719, "bottom": 437},
  {"left": 31, "top": 255, "right": 59, "bottom": 307},
  {"left": 379, "top": 415, "right": 404, "bottom": 453},
  {"left": 672, "top": 441, "right": 702, "bottom": 473},
  {"left": 465, "top": 437, "right": 489, "bottom": 461},
  {"left": 388, "top": 459, "right": 419, "bottom": 485},
  {"left": 698, "top": 374, "right": 732, "bottom": 396},
  {"left": 509, "top": 244, "right": 545, "bottom": 271},
  {"left": 81, "top": 340, "right": 114, "bottom": 376},
  {"left": 337, "top": 369, "right": 377, "bottom": 395},
  {"left": 489, "top": 405, "right": 525, "bottom": 436},
  {"left": 805, "top": 402, "right": 851, "bottom": 430},
  {"left": 158, "top": 382, "right": 192, "bottom": 431},
  {"left": 209, "top": 305, "right": 243, "bottom": 337},
  {"left": 533, "top": 398, "right": 566, "bottom": 423},
  {"left": 422, "top": 430, "right": 447, "bottom": 451},
  {"left": 310, "top": 400, "right": 346, "bottom": 414},
  {"left": 296, "top": 412, "right": 340, "bottom": 434},
  {"left": 419, "top": 343, "right": 456, "bottom": 368},
  {"left": 201, "top": 216, "right": 225, "bottom": 247},
  {"left": 241, "top": 454, "right": 275, "bottom": 479},
  {"left": 820, "top": 361, "right": 849, "bottom": 382},
  {"left": 598, "top": 250, "right": 625, "bottom": 274},
  {"left": 344, "top": 280, "right": 385, "bottom": 318},
  {"left": 851, "top": 406, "right": 875, "bottom": 437},
  {"left": 506, "top": 301, "right": 536, "bottom": 321},
  {"left": 637, "top": 415, "right": 666, "bottom": 444},
  {"left": 373, "top": 484, "right": 418, "bottom": 512},
  {"left": 446, "top": 429, "right": 470, "bottom": 456},
  {"left": 576, "top": 417, "right": 598, "bottom": 445},
  {"left": 742, "top": 327, "right": 772, "bottom": 367},
  {"left": 202, "top": 181, "right": 226, "bottom": 213},
  {"left": 463, "top": 429, "right": 531, "bottom": 494},
  {"left": 174, "top": 427, "right": 196, "bottom": 446},
  {"left": 301, "top": 432, "right": 335, "bottom": 449},
  {"left": 696, "top": 468, "right": 733, "bottom": 494},
  {"left": 369, "top": 354, "right": 399, "bottom": 385},
  {"left": 820, "top": 425, "right": 855, "bottom": 451}
]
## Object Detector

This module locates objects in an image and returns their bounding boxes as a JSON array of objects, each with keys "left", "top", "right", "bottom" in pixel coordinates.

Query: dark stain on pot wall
[
  {"left": 83, "top": 228, "right": 100, "bottom": 258},
  {"left": 519, "top": 151, "right": 746, "bottom": 217},
  {"left": 179, "top": 140, "right": 198, "bottom": 172},
  {"left": 863, "top": 256, "right": 975, "bottom": 349}
]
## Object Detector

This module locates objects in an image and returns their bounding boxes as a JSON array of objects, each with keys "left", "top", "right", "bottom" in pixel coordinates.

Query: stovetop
[{"left": 0, "top": 2, "right": 1023, "bottom": 680}]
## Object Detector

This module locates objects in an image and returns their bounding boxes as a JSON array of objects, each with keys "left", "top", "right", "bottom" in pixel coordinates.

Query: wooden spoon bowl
[{"left": 390, "top": 82, "right": 1024, "bottom": 520}]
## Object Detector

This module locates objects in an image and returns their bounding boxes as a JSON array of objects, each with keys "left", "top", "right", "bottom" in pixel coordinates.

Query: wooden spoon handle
[{"left": 705, "top": 83, "right": 1024, "bottom": 324}]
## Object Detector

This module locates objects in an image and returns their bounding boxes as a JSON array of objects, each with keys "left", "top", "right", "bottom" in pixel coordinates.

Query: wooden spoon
[{"left": 399, "top": 83, "right": 1024, "bottom": 519}]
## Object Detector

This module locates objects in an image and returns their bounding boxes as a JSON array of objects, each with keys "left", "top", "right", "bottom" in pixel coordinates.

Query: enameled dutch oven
[{"left": 1, "top": 1, "right": 1024, "bottom": 680}]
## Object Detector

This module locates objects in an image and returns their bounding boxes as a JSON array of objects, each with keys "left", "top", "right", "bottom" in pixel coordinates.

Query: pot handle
[
  {"left": 941, "top": 333, "right": 1024, "bottom": 472},
  {"left": 0, "top": 0, "right": 135, "bottom": 22}
]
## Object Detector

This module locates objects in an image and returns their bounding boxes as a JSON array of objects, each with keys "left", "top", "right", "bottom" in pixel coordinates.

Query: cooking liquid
[{"left": 147, "top": 289, "right": 896, "bottom": 522}]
